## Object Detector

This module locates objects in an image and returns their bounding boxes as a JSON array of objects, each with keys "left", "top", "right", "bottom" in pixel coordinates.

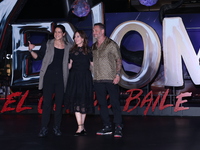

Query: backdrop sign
[{"left": 0, "top": 1, "right": 200, "bottom": 115}]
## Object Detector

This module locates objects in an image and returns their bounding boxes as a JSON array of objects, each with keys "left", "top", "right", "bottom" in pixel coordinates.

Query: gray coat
[{"left": 38, "top": 39, "right": 72, "bottom": 91}]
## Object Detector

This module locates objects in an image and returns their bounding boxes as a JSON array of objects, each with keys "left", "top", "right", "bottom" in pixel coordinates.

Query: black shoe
[
  {"left": 38, "top": 127, "right": 48, "bottom": 137},
  {"left": 74, "top": 130, "right": 87, "bottom": 136},
  {"left": 96, "top": 125, "right": 112, "bottom": 135},
  {"left": 114, "top": 125, "right": 122, "bottom": 138},
  {"left": 53, "top": 126, "right": 62, "bottom": 136}
]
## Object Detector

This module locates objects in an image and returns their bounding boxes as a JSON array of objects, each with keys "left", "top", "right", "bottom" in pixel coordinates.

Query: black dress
[{"left": 65, "top": 47, "right": 94, "bottom": 114}]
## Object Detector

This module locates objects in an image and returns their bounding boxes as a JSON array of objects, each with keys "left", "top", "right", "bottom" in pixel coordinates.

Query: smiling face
[
  {"left": 54, "top": 27, "right": 65, "bottom": 40},
  {"left": 93, "top": 25, "right": 104, "bottom": 40},
  {"left": 74, "top": 32, "right": 84, "bottom": 47}
]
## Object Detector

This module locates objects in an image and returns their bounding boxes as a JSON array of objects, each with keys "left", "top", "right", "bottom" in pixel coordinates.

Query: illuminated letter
[
  {"left": 91, "top": 2, "right": 104, "bottom": 42},
  {"left": 38, "top": 96, "right": 43, "bottom": 114},
  {"left": 57, "top": 22, "right": 75, "bottom": 43},
  {"left": 174, "top": 92, "right": 190, "bottom": 112},
  {"left": 152, "top": 95, "right": 161, "bottom": 112},
  {"left": 159, "top": 89, "right": 173, "bottom": 110},
  {"left": 163, "top": 17, "right": 200, "bottom": 86},
  {"left": 11, "top": 22, "right": 54, "bottom": 86},
  {"left": 123, "top": 89, "right": 143, "bottom": 112},
  {"left": 1, "top": 92, "right": 21, "bottom": 113},
  {"left": 16, "top": 90, "right": 32, "bottom": 112},
  {"left": 91, "top": 2, "right": 104, "bottom": 24},
  {"left": 140, "top": 91, "right": 154, "bottom": 115},
  {"left": 110, "top": 20, "right": 161, "bottom": 89},
  {"left": 0, "top": 0, "right": 18, "bottom": 49}
]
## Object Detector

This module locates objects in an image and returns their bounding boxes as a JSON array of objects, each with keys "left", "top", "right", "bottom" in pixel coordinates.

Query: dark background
[
  {"left": 17, "top": 0, "right": 131, "bottom": 21},
  {"left": 16, "top": 0, "right": 200, "bottom": 22}
]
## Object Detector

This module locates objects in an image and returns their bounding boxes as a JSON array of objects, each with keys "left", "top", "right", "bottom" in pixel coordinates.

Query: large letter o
[{"left": 110, "top": 20, "right": 161, "bottom": 89}]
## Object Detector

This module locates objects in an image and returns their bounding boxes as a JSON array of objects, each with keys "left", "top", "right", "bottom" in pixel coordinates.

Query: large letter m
[{"left": 163, "top": 17, "right": 200, "bottom": 86}]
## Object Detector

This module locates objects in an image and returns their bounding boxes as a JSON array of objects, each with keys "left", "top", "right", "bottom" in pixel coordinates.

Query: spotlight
[
  {"left": 72, "top": 0, "right": 90, "bottom": 17},
  {"left": 139, "top": 0, "right": 158, "bottom": 6}
]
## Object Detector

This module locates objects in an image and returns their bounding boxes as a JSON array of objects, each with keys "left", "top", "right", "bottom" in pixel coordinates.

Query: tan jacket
[
  {"left": 38, "top": 39, "right": 72, "bottom": 91},
  {"left": 92, "top": 37, "right": 121, "bottom": 81}
]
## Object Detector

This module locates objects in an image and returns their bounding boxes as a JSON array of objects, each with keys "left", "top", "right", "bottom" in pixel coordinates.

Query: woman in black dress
[{"left": 65, "top": 30, "right": 93, "bottom": 136}]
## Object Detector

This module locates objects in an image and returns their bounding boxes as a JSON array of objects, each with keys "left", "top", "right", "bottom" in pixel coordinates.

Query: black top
[
  {"left": 69, "top": 47, "right": 92, "bottom": 71},
  {"left": 47, "top": 47, "right": 64, "bottom": 71}
]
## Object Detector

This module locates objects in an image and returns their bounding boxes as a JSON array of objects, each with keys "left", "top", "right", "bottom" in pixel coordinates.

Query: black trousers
[
  {"left": 94, "top": 82, "right": 122, "bottom": 127},
  {"left": 41, "top": 69, "right": 64, "bottom": 128}
]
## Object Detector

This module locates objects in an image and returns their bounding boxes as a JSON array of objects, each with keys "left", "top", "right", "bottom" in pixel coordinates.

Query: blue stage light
[
  {"left": 139, "top": 0, "right": 158, "bottom": 6},
  {"left": 72, "top": 0, "right": 90, "bottom": 17}
]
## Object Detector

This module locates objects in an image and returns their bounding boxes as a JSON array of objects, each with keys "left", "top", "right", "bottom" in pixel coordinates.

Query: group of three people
[{"left": 28, "top": 23, "right": 123, "bottom": 138}]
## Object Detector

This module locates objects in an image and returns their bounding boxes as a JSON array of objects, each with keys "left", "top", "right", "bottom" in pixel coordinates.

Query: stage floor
[{"left": 1, "top": 114, "right": 200, "bottom": 150}]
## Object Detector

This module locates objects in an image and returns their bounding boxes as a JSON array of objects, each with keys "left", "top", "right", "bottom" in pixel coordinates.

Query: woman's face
[
  {"left": 54, "top": 27, "right": 65, "bottom": 40},
  {"left": 74, "top": 32, "right": 84, "bottom": 47}
]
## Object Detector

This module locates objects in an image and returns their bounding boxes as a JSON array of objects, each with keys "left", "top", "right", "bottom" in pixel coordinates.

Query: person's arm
[
  {"left": 113, "top": 58, "right": 121, "bottom": 84},
  {"left": 90, "top": 61, "right": 93, "bottom": 67},
  {"left": 116, "top": 58, "right": 121, "bottom": 77},
  {"left": 89, "top": 50, "right": 93, "bottom": 71},
  {"left": 90, "top": 61, "right": 93, "bottom": 74},
  {"left": 28, "top": 41, "right": 38, "bottom": 59},
  {"left": 68, "top": 59, "right": 73, "bottom": 69},
  {"left": 28, "top": 40, "right": 47, "bottom": 60}
]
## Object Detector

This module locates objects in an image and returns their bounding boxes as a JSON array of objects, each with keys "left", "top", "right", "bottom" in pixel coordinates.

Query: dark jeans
[
  {"left": 94, "top": 82, "right": 122, "bottom": 127},
  {"left": 41, "top": 69, "right": 64, "bottom": 128}
]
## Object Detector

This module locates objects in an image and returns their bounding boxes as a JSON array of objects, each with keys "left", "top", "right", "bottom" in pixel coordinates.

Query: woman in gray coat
[{"left": 28, "top": 25, "right": 72, "bottom": 137}]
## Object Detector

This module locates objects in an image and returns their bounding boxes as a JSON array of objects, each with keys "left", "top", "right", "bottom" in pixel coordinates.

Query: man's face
[{"left": 93, "top": 25, "right": 104, "bottom": 40}]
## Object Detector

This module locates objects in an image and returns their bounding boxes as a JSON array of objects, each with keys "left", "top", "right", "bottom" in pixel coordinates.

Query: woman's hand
[
  {"left": 28, "top": 41, "right": 35, "bottom": 51},
  {"left": 28, "top": 41, "right": 38, "bottom": 59},
  {"left": 68, "top": 59, "right": 73, "bottom": 69}
]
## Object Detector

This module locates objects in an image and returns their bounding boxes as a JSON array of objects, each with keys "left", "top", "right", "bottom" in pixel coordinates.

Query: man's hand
[{"left": 113, "top": 75, "right": 120, "bottom": 84}]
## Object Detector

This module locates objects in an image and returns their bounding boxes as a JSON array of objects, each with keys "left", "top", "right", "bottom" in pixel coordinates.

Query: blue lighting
[
  {"left": 72, "top": 0, "right": 90, "bottom": 17},
  {"left": 139, "top": 0, "right": 158, "bottom": 6}
]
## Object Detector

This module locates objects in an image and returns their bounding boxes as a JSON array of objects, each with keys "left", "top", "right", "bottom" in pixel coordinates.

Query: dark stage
[{"left": 1, "top": 114, "right": 200, "bottom": 150}]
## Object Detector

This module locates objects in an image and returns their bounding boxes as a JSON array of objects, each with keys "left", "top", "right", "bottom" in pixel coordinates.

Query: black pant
[
  {"left": 94, "top": 82, "right": 122, "bottom": 126},
  {"left": 41, "top": 69, "right": 64, "bottom": 128}
]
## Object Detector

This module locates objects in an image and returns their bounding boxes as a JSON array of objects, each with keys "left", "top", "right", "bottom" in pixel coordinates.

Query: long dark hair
[{"left": 70, "top": 30, "right": 90, "bottom": 54}]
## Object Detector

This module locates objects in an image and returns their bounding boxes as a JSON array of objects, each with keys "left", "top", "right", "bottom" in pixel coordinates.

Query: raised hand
[{"left": 28, "top": 41, "right": 35, "bottom": 51}]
